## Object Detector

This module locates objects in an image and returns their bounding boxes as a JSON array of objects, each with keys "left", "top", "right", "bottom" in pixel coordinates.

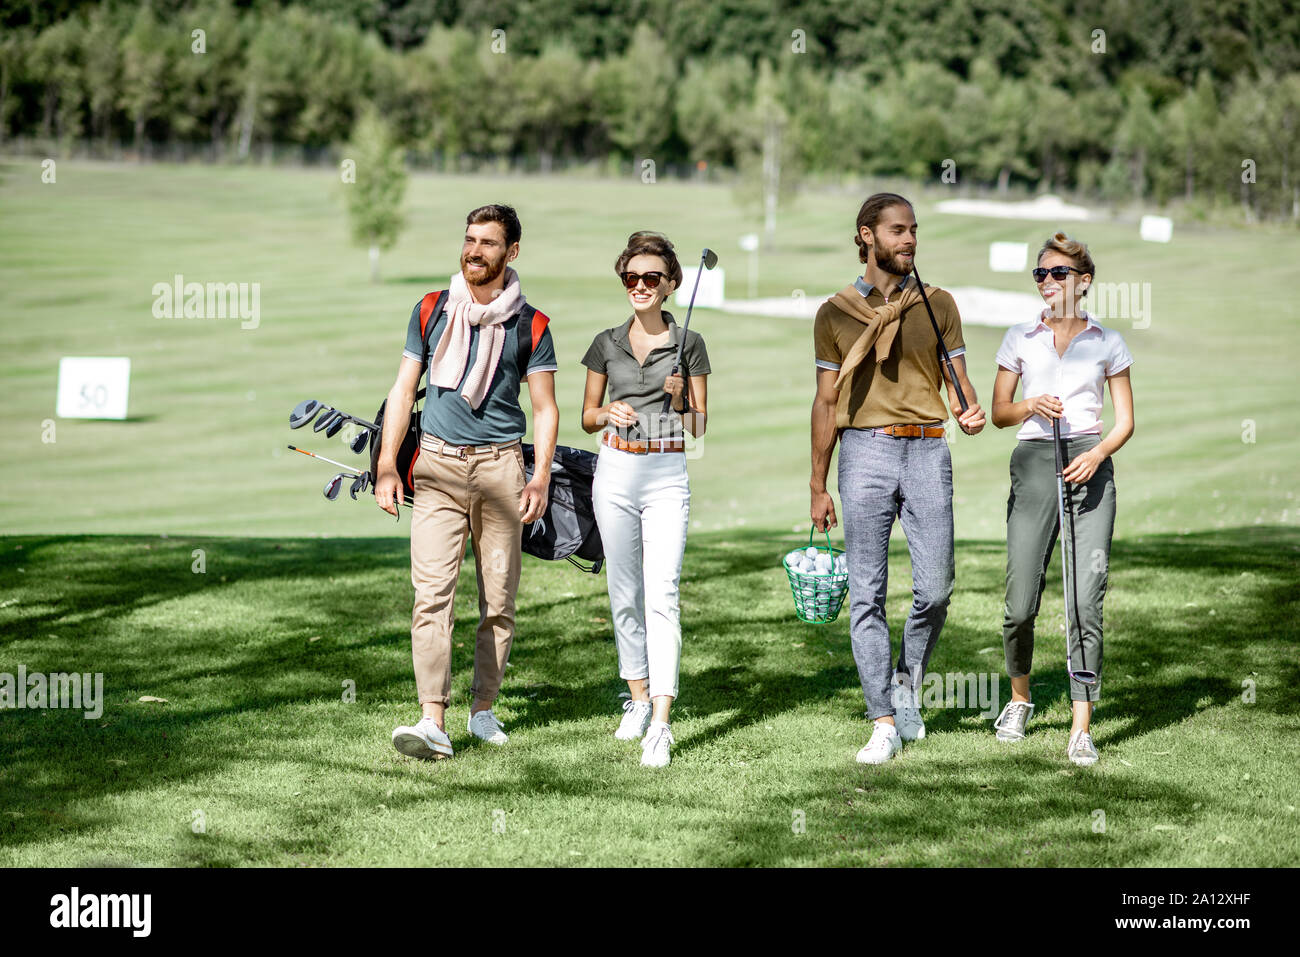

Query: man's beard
[
  {"left": 461, "top": 251, "right": 508, "bottom": 286},
  {"left": 869, "top": 232, "right": 914, "bottom": 276}
]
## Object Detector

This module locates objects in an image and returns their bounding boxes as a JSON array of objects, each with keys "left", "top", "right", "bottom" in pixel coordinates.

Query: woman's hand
[
  {"left": 1062, "top": 447, "right": 1105, "bottom": 484},
  {"left": 1026, "top": 394, "right": 1064, "bottom": 420},
  {"left": 663, "top": 373, "right": 686, "bottom": 411},
  {"left": 603, "top": 400, "right": 639, "bottom": 429}
]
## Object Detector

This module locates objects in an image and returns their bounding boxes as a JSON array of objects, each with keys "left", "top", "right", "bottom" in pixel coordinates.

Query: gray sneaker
[
  {"left": 993, "top": 700, "right": 1035, "bottom": 742},
  {"left": 1068, "top": 729, "right": 1099, "bottom": 766}
]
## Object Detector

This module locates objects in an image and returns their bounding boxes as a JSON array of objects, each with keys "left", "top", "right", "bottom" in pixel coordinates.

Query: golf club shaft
[
  {"left": 659, "top": 248, "right": 712, "bottom": 415},
  {"left": 911, "top": 264, "right": 969, "bottom": 416},
  {"left": 288, "top": 444, "right": 363, "bottom": 475},
  {"left": 1053, "top": 418, "right": 1086, "bottom": 680}
]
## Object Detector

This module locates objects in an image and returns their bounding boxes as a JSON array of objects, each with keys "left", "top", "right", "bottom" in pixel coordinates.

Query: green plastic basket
[{"left": 784, "top": 526, "right": 849, "bottom": 624}]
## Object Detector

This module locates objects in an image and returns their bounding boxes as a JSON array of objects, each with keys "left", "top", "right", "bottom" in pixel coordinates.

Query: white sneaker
[
  {"left": 467, "top": 708, "right": 509, "bottom": 745},
  {"left": 1068, "top": 729, "right": 1098, "bottom": 766},
  {"left": 891, "top": 671, "right": 926, "bottom": 741},
  {"left": 641, "top": 721, "right": 674, "bottom": 768},
  {"left": 993, "top": 700, "right": 1035, "bottom": 742},
  {"left": 615, "top": 699, "right": 653, "bottom": 740},
  {"left": 392, "top": 716, "right": 453, "bottom": 760},
  {"left": 855, "top": 721, "right": 901, "bottom": 764}
]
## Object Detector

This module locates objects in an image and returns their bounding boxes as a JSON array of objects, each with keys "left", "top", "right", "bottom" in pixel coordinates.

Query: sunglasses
[
  {"left": 1032, "top": 265, "right": 1084, "bottom": 283},
  {"left": 620, "top": 271, "right": 666, "bottom": 290}
]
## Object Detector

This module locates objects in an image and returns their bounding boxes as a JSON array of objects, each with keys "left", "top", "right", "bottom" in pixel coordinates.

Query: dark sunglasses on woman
[
  {"left": 1032, "top": 265, "right": 1084, "bottom": 283},
  {"left": 620, "top": 271, "right": 665, "bottom": 290}
]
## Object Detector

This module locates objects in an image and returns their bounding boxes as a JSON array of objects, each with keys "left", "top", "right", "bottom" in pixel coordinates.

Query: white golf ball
[{"left": 805, "top": 547, "right": 819, "bottom": 559}]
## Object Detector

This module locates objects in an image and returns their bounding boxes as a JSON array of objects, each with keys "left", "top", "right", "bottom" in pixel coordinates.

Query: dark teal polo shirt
[
  {"left": 581, "top": 313, "right": 710, "bottom": 440},
  {"left": 402, "top": 297, "right": 557, "bottom": 446}
]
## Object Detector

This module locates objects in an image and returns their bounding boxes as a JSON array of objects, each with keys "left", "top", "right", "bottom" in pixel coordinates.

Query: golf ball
[{"left": 805, "top": 547, "right": 819, "bottom": 559}]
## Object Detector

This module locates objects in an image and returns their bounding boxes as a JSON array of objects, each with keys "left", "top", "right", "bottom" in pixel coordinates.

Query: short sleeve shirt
[
  {"left": 581, "top": 313, "right": 711, "bottom": 441},
  {"left": 994, "top": 309, "right": 1132, "bottom": 440},
  {"left": 402, "top": 296, "right": 557, "bottom": 446},
  {"left": 813, "top": 275, "right": 966, "bottom": 428}
]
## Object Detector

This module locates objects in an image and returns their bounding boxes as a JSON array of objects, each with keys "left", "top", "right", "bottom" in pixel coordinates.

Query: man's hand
[
  {"left": 374, "top": 466, "right": 404, "bottom": 517},
  {"left": 519, "top": 474, "right": 549, "bottom": 524},
  {"left": 956, "top": 402, "right": 986, "bottom": 435},
  {"left": 811, "top": 488, "right": 838, "bottom": 531}
]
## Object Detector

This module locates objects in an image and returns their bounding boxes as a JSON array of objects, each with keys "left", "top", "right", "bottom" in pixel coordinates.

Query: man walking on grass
[
  {"left": 374, "top": 204, "right": 559, "bottom": 760},
  {"left": 809, "top": 193, "right": 985, "bottom": 765}
]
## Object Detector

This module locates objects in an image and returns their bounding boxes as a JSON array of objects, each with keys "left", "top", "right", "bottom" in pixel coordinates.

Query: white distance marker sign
[
  {"left": 675, "top": 267, "right": 725, "bottom": 309},
  {"left": 56, "top": 357, "right": 132, "bottom": 420},
  {"left": 988, "top": 241, "right": 1029, "bottom": 273}
]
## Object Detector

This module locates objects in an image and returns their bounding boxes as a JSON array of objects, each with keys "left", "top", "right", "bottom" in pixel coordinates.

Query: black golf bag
[{"left": 521, "top": 443, "right": 604, "bottom": 574}]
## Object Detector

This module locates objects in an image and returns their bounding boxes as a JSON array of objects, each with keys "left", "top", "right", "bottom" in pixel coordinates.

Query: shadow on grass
[{"left": 0, "top": 525, "right": 1295, "bottom": 862}]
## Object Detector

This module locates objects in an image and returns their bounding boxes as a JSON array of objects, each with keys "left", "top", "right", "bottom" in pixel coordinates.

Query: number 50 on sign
[{"left": 56, "top": 357, "right": 132, "bottom": 420}]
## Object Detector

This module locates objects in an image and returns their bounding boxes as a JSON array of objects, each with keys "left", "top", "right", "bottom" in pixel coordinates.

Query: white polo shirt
[{"left": 995, "top": 310, "right": 1133, "bottom": 440}]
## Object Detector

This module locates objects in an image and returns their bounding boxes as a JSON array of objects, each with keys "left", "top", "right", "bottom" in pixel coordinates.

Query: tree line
[{"left": 2, "top": 0, "right": 1298, "bottom": 221}]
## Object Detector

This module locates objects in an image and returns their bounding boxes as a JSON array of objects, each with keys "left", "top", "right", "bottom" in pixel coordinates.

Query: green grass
[
  {"left": 1, "top": 158, "right": 1298, "bottom": 866},
  {"left": 0, "top": 528, "right": 1296, "bottom": 866}
]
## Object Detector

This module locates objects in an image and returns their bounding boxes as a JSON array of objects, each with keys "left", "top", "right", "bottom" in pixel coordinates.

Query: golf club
[
  {"left": 349, "top": 471, "right": 371, "bottom": 500},
  {"left": 656, "top": 247, "right": 718, "bottom": 426},
  {"left": 911, "top": 263, "right": 970, "bottom": 417},
  {"left": 323, "top": 472, "right": 349, "bottom": 501},
  {"left": 348, "top": 429, "right": 369, "bottom": 455},
  {"left": 312, "top": 408, "right": 341, "bottom": 433},
  {"left": 324, "top": 414, "right": 346, "bottom": 438},
  {"left": 1053, "top": 417, "right": 1098, "bottom": 686},
  {"left": 287, "top": 444, "right": 364, "bottom": 476},
  {"left": 289, "top": 398, "right": 323, "bottom": 429}
]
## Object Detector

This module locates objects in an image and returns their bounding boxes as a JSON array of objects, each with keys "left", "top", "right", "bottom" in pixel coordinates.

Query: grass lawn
[{"left": 1, "top": 159, "right": 1297, "bottom": 866}]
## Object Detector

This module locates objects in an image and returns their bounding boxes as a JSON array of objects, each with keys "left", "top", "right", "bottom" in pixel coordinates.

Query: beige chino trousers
[{"left": 409, "top": 433, "right": 525, "bottom": 706}]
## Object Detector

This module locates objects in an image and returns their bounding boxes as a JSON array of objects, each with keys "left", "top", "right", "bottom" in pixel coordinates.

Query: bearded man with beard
[
  {"left": 809, "top": 193, "right": 985, "bottom": 765},
  {"left": 377, "top": 204, "right": 559, "bottom": 761}
]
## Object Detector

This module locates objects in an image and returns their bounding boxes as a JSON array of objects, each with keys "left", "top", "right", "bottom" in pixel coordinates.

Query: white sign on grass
[
  {"left": 675, "top": 267, "right": 725, "bottom": 309},
  {"left": 56, "top": 357, "right": 131, "bottom": 420},
  {"left": 988, "top": 241, "right": 1029, "bottom": 273},
  {"left": 1140, "top": 215, "right": 1174, "bottom": 243}
]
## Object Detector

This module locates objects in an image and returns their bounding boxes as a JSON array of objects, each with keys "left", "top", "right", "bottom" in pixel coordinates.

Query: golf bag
[{"left": 521, "top": 443, "right": 604, "bottom": 574}]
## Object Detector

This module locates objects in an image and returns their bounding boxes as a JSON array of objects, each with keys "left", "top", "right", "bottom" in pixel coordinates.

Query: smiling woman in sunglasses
[
  {"left": 580, "top": 230, "right": 711, "bottom": 768},
  {"left": 989, "top": 232, "right": 1135, "bottom": 767}
]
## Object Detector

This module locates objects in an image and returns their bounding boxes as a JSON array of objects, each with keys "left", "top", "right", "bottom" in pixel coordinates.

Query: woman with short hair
[
  {"left": 580, "top": 231, "right": 710, "bottom": 768},
  {"left": 989, "top": 232, "right": 1135, "bottom": 766}
]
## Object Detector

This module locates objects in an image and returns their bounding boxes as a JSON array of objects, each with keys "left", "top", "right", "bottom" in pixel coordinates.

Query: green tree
[
  {"left": 30, "top": 16, "right": 85, "bottom": 145},
  {"left": 592, "top": 24, "right": 674, "bottom": 161},
  {"left": 343, "top": 108, "right": 407, "bottom": 282},
  {"left": 120, "top": 4, "right": 175, "bottom": 151},
  {"left": 675, "top": 56, "right": 753, "bottom": 170}
]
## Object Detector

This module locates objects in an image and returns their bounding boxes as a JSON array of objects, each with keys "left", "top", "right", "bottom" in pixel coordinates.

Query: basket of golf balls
[{"left": 784, "top": 527, "right": 849, "bottom": 624}]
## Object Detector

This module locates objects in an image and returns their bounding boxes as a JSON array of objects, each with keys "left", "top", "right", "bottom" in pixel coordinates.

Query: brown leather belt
[
  {"left": 872, "top": 424, "right": 946, "bottom": 439},
  {"left": 602, "top": 432, "right": 685, "bottom": 454}
]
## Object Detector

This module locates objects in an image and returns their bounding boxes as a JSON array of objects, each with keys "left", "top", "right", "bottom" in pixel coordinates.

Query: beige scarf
[
  {"left": 828, "top": 281, "right": 924, "bottom": 390},
  {"left": 428, "top": 267, "right": 524, "bottom": 409}
]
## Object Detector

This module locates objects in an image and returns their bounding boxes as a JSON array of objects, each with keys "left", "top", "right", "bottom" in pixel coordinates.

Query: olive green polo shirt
[
  {"left": 813, "top": 275, "right": 965, "bottom": 428},
  {"left": 581, "top": 313, "right": 711, "bottom": 440}
]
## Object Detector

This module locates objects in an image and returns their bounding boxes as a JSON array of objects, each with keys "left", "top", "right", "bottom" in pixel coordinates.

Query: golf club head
[
  {"left": 312, "top": 408, "right": 339, "bottom": 433},
  {"left": 1069, "top": 669, "right": 1099, "bottom": 685},
  {"left": 702, "top": 247, "right": 718, "bottom": 270},
  {"left": 324, "top": 415, "right": 346, "bottom": 438},
  {"left": 289, "top": 398, "right": 322, "bottom": 429},
  {"left": 349, "top": 429, "right": 369, "bottom": 454},
  {"left": 323, "top": 473, "right": 346, "bottom": 501},
  {"left": 349, "top": 472, "right": 371, "bottom": 500}
]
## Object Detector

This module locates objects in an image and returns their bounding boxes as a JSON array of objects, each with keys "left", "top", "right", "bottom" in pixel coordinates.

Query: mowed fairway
[{"left": 1, "top": 159, "right": 1298, "bottom": 866}]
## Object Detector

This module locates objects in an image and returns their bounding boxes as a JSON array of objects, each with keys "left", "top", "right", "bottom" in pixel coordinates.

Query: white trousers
[{"left": 591, "top": 444, "right": 691, "bottom": 699}]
